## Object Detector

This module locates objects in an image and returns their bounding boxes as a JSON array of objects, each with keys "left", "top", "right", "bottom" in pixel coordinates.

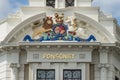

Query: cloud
[
  {"left": 0, "top": 0, "right": 11, "bottom": 19},
  {"left": 0, "top": 0, "right": 120, "bottom": 24},
  {"left": 0, "top": 0, "right": 28, "bottom": 19},
  {"left": 92, "top": 0, "right": 120, "bottom": 24}
]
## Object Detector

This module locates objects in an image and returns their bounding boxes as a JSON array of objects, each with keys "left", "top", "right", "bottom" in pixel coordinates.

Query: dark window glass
[
  {"left": 65, "top": 0, "right": 74, "bottom": 7},
  {"left": 115, "top": 76, "right": 119, "bottom": 80},
  {"left": 46, "top": 0, "right": 55, "bottom": 8},
  {"left": 37, "top": 69, "right": 55, "bottom": 80},
  {"left": 63, "top": 69, "right": 81, "bottom": 80}
]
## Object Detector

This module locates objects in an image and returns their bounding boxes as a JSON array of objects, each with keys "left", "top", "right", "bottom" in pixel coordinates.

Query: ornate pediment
[
  {"left": 23, "top": 13, "right": 96, "bottom": 42},
  {"left": 3, "top": 13, "right": 114, "bottom": 43}
]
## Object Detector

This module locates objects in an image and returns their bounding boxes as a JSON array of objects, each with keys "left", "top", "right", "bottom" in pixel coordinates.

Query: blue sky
[
  {"left": 0, "top": 0, "right": 120, "bottom": 24},
  {"left": 0, "top": 0, "right": 28, "bottom": 19}
]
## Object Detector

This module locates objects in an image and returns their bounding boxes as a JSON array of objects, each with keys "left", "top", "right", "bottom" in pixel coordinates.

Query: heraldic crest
[{"left": 23, "top": 13, "right": 96, "bottom": 42}]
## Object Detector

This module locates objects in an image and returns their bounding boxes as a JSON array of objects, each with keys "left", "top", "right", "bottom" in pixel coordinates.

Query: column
[
  {"left": 99, "top": 47, "right": 109, "bottom": 80},
  {"left": 10, "top": 63, "right": 20, "bottom": 80}
]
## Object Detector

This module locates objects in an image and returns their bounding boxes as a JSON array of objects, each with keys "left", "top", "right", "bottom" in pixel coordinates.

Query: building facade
[{"left": 0, "top": 0, "right": 120, "bottom": 80}]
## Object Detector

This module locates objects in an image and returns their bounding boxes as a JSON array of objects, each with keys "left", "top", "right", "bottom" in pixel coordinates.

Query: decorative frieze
[{"left": 27, "top": 50, "right": 92, "bottom": 62}]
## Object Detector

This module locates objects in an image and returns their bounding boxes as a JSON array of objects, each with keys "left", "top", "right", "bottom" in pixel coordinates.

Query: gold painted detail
[{"left": 42, "top": 54, "right": 75, "bottom": 59}]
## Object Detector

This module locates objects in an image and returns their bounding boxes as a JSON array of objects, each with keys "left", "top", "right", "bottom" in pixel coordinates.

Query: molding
[
  {"left": 0, "top": 42, "right": 118, "bottom": 51},
  {"left": 19, "top": 42, "right": 100, "bottom": 51}
]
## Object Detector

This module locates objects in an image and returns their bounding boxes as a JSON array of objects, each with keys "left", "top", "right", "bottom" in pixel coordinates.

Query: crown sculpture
[{"left": 23, "top": 13, "right": 96, "bottom": 42}]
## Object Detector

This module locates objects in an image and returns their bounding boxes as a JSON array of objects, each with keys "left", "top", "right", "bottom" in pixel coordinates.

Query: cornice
[
  {"left": 0, "top": 42, "right": 119, "bottom": 54},
  {"left": 0, "top": 42, "right": 117, "bottom": 50},
  {"left": 0, "top": 42, "right": 100, "bottom": 51}
]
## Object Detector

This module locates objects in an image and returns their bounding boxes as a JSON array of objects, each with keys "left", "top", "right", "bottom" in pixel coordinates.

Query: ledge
[{"left": 19, "top": 41, "right": 100, "bottom": 46}]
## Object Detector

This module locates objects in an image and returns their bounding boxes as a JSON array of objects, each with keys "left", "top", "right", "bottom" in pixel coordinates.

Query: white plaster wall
[
  {"left": 0, "top": 18, "right": 22, "bottom": 42},
  {"left": 20, "top": 7, "right": 99, "bottom": 21},
  {"left": 100, "top": 20, "right": 115, "bottom": 36},
  {"left": 109, "top": 52, "right": 120, "bottom": 70},
  {"left": 5, "top": 50, "right": 20, "bottom": 80},
  {"left": 29, "top": 0, "right": 46, "bottom": 7},
  {"left": 75, "top": 1, "right": 92, "bottom": 7},
  {"left": 7, "top": 51, "right": 19, "bottom": 64},
  {"left": 0, "top": 22, "right": 7, "bottom": 41},
  {"left": 108, "top": 51, "right": 120, "bottom": 80},
  {"left": 7, "top": 18, "right": 22, "bottom": 33},
  {"left": 0, "top": 52, "right": 11, "bottom": 80}
]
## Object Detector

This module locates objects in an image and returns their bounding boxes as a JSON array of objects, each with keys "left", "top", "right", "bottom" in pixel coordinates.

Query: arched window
[
  {"left": 65, "top": 0, "right": 74, "bottom": 7},
  {"left": 46, "top": 0, "right": 55, "bottom": 8}
]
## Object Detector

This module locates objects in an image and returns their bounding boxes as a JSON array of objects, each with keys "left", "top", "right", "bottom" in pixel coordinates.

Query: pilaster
[
  {"left": 9, "top": 63, "right": 20, "bottom": 80},
  {"left": 99, "top": 47, "right": 110, "bottom": 80},
  {"left": 98, "top": 63, "right": 110, "bottom": 80},
  {"left": 99, "top": 47, "right": 109, "bottom": 63},
  {"left": 6, "top": 47, "right": 20, "bottom": 64}
]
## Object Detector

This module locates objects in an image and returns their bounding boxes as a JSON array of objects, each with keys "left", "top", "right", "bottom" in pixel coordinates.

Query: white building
[{"left": 0, "top": 0, "right": 120, "bottom": 80}]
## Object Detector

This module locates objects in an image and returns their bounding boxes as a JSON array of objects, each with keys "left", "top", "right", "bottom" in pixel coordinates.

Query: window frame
[
  {"left": 63, "top": 69, "right": 82, "bottom": 80},
  {"left": 65, "top": 0, "right": 75, "bottom": 7},
  {"left": 37, "top": 69, "right": 55, "bottom": 80},
  {"left": 46, "top": 0, "right": 55, "bottom": 8}
]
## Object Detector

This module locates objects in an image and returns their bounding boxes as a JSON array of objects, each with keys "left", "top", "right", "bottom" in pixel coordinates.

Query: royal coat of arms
[{"left": 23, "top": 13, "right": 96, "bottom": 42}]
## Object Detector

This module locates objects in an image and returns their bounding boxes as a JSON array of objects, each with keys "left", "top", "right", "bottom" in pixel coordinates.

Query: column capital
[
  {"left": 9, "top": 63, "right": 20, "bottom": 68},
  {"left": 97, "top": 63, "right": 110, "bottom": 69},
  {"left": 99, "top": 46, "right": 110, "bottom": 53}
]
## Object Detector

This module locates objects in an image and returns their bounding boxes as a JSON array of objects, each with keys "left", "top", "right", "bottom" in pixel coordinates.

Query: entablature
[{"left": 0, "top": 42, "right": 117, "bottom": 52}]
